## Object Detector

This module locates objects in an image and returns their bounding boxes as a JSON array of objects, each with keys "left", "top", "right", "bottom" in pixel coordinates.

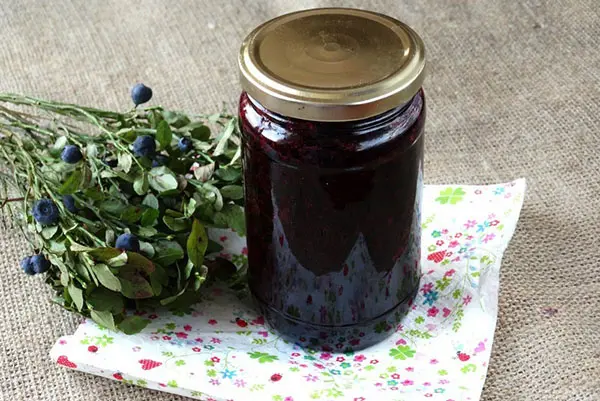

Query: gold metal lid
[{"left": 239, "top": 8, "right": 426, "bottom": 122}]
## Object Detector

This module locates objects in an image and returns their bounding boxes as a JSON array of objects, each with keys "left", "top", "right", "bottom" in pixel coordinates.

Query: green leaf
[
  {"left": 139, "top": 241, "right": 155, "bottom": 258},
  {"left": 41, "top": 225, "right": 59, "bottom": 239},
  {"left": 119, "top": 275, "right": 154, "bottom": 299},
  {"left": 137, "top": 226, "right": 158, "bottom": 237},
  {"left": 59, "top": 169, "right": 83, "bottom": 195},
  {"left": 156, "top": 120, "right": 173, "bottom": 149},
  {"left": 187, "top": 219, "right": 208, "bottom": 268},
  {"left": 220, "top": 185, "right": 244, "bottom": 200},
  {"left": 48, "top": 240, "right": 67, "bottom": 254},
  {"left": 124, "top": 252, "right": 155, "bottom": 274},
  {"left": 84, "top": 188, "right": 105, "bottom": 201},
  {"left": 99, "top": 199, "right": 127, "bottom": 215},
  {"left": 107, "top": 252, "right": 128, "bottom": 267},
  {"left": 89, "top": 247, "right": 121, "bottom": 261},
  {"left": 120, "top": 206, "right": 144, "bottom": 224},
  {"left": 117, "top": 153, "right": 133, "bottom": 173},
  {"left": 133, "top": 173, "right": 149, "bottom": 195},
  {"left": 159, "top": 286, "right": 187, "bottom": 306},
  {"left": 163, "top": 111, "right": 190, "bottom": 128},
  {"left": 68, "top": 283, "right": 84, "bottom": 311},
  {"left": 142, "top": 194, "right": 159, "bottom": 210},
  {"left": 389, "top": 345, "right": 416, "bottom": 360},
  {"left": 163, "top": 215, "right": 189, "bottom": 232},
  {"left": 248, "top": 351, "right": 278, "bottom": 363},
  {"left": 213, "top": 119, "right": 235, "bottom": 156},
  {"left": 140, "top": 208, "right": 159, "bottom": 227},
  {"left": 148, "top": 110, "right": 164, "bottom": 129},
  {"left": 153, "top": 240, "right": 184, "bottom": 266},
  {"left": 50, "top": 136, "right": 68, "bottom": 156},
  {"left": 90, "top": 309, "right": 116, "bottom": 331},
  {"left": 214, "top": 167, "right": 241, "bottom": 182},
  {"left": 118, "top": 316, "right": 150, "bottom": 334},
  {"left": 148, "top": 167, "right": 178, "bottom": 193},
  {"left": 190, "top": 125, "right": 211, "bottom": 141},
  {"left": 214, "top": 204, "right": 246, "bottom": 236},
  {"left": 86, "top": 288, "right": 124, "bottom": 313},
  {"left": 93, "top": 263, "right": 122, "bottom": 292}
]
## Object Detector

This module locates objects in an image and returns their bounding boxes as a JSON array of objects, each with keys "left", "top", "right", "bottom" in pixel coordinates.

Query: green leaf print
[
  {"left": 364, "top": 365, "right": 375, "bottom": 371},
  {"left": 408, "top": 329, "right": 433, "bottom": 339},
  {"left": 461, "top": 364, "right": 477, "bottom": 374},
  {"left": 162, "top": 351, "right": 174, "bottom": 357},
  {"left": 207, "top": 369, "right": 217, "bottom": 377},
  {"left": 165, "top": 323, "right": 176, "bottom": 330},
  {"left": 250, "top": 384, "right": 265, "bottom": 392},
  {"left": 290, "top": 367, "right": 300, "bottom": 372},
  {"left": 435, "top": 187, "right": 466, "bottom": 205},
  {"left": 136, "top": 380, "right": 147, "bottom": 387},
  {"left": 175, "top": 360, "right": 185, "bottom": 366},
  {"left": 326, "top": 388, "right": 344, "bottom": 398},
  {"left": 248, "top": 351, "right": 279, "bottom": 363},
  {"left": 438, "top": 369, "right": 448, "bottom": 376},
  {"left": 387, "top": 366, "right": 397, "bottom": 373},
  {"left": 389, "top": 345, "right": 416, "bottom": 360},
  {"left": 204, "top": 360, "right": 214, "bottom": 367},
  {"left": 452, "top": 289, "right": 462, "bottom": 299},
  {"left": 435, "top": 276, "right": 452, "bottom": 291},
  {"left": 374, "top": 321, "right": 389, "bottom": 333},
  {"left": 415, "top": 316, "right": 425, "bottom": 324},
  {"left": 273, "top": 396, "right": 283, "bottom": 401},
  {"left": 167, "top": 380, "right": 178, "bottom": 388},
  {"left": 310, "top": 391, "right": 322, "bottom": 399}
]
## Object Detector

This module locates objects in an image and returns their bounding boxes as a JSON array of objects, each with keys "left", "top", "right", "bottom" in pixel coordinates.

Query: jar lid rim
[{"left": 239, "top": 8, "right": 426, "bottom": 122}]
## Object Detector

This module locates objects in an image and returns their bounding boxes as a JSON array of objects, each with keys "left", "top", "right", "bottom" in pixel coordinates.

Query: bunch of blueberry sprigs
[{"left": 0, "top": 84, "right": 245, "bottom": 334}]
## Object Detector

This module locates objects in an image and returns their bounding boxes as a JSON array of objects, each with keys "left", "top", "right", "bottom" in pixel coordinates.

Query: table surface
[{"left": 0, "top": 1, "right": 598, "bottom": 400}]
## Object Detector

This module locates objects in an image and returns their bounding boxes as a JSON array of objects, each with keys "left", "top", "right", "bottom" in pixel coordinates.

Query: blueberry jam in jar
[{"left": 238, "top": 8, "right": 426, "bottom": 351}]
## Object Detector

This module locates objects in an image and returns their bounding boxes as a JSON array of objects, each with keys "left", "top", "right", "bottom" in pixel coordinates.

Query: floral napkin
[{"left": 50, "top": 179, "right": 526, "bottom": 401}]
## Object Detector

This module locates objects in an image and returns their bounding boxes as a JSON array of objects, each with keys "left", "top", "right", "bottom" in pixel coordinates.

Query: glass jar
[{"left": 238, "top": 8, "right": 426, "bottom": 350}]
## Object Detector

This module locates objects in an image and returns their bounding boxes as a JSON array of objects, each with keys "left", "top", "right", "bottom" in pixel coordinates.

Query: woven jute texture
[{"left": 0, "top": 1, "right": 599, "bottom": 400}]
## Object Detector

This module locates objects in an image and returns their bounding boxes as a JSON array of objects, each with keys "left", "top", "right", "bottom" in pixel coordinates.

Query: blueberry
[
  {"left": 178, "top": 137, "right": 193, "bottom": 153},
  {"left": 20, "top": 256, "right": 35, "bottom": 275},
  {"left": 115, "top": 233, "right": 140, "bottom": 253},
  {"left": 32, "top": 198, "right": 59, "bottom": 225},
  {"left": 61, "top": 145, "right": 83, "bottom": 164},
  {"left": 152, "top": 154, "right": 169, "bottom": 167},
  {"left": 131, "top": 83, "right": 153, "bottom": 106},
  {"left": 30, "top": 254, "right": 50, "bottom": 274},
  {"left": 62, "top": 195, "right": 77, "bottom": 213},
  {"left": 132, "top": 135, "right": 156, "bottom": 158}
]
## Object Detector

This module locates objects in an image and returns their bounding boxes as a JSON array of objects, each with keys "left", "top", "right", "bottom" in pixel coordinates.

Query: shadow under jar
[{"left": 238, "top": 8, "right": 427, "bottom": 351}]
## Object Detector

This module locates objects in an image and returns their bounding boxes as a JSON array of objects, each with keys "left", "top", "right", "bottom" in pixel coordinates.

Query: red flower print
[
  {"left": 251, "top": 316, "right": 265, "bottom": 325},
  {"left": 343, "top": 264, "right": 349, "bottom": 276},
  {"left": 396, "top": 339, "right": 407, "bottom": 345},
  {"left": 490, "top": 220, "right": 500, "bottom": 226},
  {"left": 218, "top": 252, "right": 231, "bottom": 260},
  {"left": 354, "top": 398, "right": 366, "bottom": 401},
  {"left": 162, "top": 336, "right": 171, "bottom": 341},
  {"left": 392, "top": 373, "right": 401, "bottom": 379},
  {"left": 359, "top": 332, "right": 365, "bottom": 337},
  {"left": 375, "top": 383, "right": 383, "bottom": 387},
  {"left": 336, "top": 356, "right": 345, "bottom": 362},
  {"left": 427, "top": 307, "right": 439, "bottom": 317},
  {"left": 455, "top": 232, "right": 462, "bottom": 238},
  {"left": 59, "top": 339, "right": 67, "bottom": 345},
  {"left": 291, "top": 352, "right": 300, "bottom": 357},
  {"left": 284, "top": 397, "right": 294, "bottom": 401},
  {"left": 184, "top": 325, "right": 192, "bottom": 331},
  {"left": 211, "top": 357, "right": 220, "bottom": 363},
  {"left": 195, "top": 338, "right": 203, "bottom": 342},
  {"left": 314, "top": 363, "right": 325, "bottom": 369},
  {"left": 88, "top": 345, "right": 98, "bottom": 353},
  {"left": 270, "top": 373, "right": 282, "bottom": 382},
  {"left": 236, "top": 318, "right": 248, "bottom": 328},
  {"left": 299, "top": 364, "right": 307, "bottom": 368},
  {"left": 443, "top": 307, "right": 452, "bottom": 317},
  {"left": 113, "top": 373, "right": 123, "bottom": 380},
  {"left": 338, "top": 286, "right": 344, "bottom": 296},
  {"left": 430, "top": 359, "right": 439, "bottom": 364},
  {"left": 436, "top": 240, "right": 444, "bottom": 246},
  {"left": 370, "top": 359, "right": 379, "bottom": 364},
  {"left": 425, "top": 394, "right": 433, "bottom": 398},
  {"left": 406, "top": 367, "right": 414, "bottom": 372},
  {"left": 424, "top": 382, "right": 431, "bottom": 386},
  {"left": 241, "top": 247, "right": 248, "bottom": 255},
  {"left": 320, "top": 353, "right": 332, "bottom": 360},
  {"left": 463, "top": 295, "right": 472, "bottom": 306},
  {"left": 395, "top": 324, "right": 404, "bottom": 332},
  {"left": 458, "top": 352, "right": 470, "bottom": 362},
  {"left": 421, "top": 283, "right": 434, "bottom": 294},
  {"left": 466, "top": 235, "right": 474, "bottom": 240},
  {"left": 279, "top": 235, "right": 284, "bottom": 246},
  {"left": 192, "top": 347, "right": 201, "bottom": 352},
  {"left": 448, "top": 240, "right": 459, "bottom": 249},
  {"left": 208, "top": 319, "right": 217, "bottom": 325},
  {"left": 445, "top": 251, "right": 453, "bottom": 257},
  {"left": 350, "top": 338, "right": 361, "bottom": 346},
  {"left": 354, "top": 355, "right": 366, "bottom": 362},
  {"left": 444, "top": 269, "right": 456, "bottom": 277},
  {"left": 441, "top": 229, "right": 448, "bottom": 234},
  {"left": 482, "top": 233, "right": 495, "bottom": 243},
  {"left": 176, "top": 332, "right": 188, "bottom": 339},
  {"left": 148, "top": 314, "right": 158, "bottom": 320},
  {"left": 219, "top": 236, "right": 228, "bottom": 242},
  {"left": 211, "top": 337, "right": 221, "bottom": 344},
  {"left": 402, "top": 379, "right": 413, "bottom": 386}
]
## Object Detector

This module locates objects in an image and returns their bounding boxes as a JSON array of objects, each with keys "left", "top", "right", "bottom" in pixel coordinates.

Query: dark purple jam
[{"left": 239, "top": 90, "right": 425, "bottom": 351}]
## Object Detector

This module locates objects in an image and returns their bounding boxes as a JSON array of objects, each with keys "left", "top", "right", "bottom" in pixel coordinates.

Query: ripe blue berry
[
  {"left": 62, "top": 195, "right": 78, "bottom": 213},
  {"left": 132, "top": 135, "right": 156, "bottom": 158},
  {"left": 115, "top": 233, "right": 140, "bottom": 253},
  {"left": 152, "top": 154, "right": 169, "bottom": 167},
  {"left": 61, "top": 145, "right": 83, "bottom": 164},
  {"left": 178, "top": 137, "right": 193, "bottom": 153},
  {"left": 131, "top": 83, "right": 153, "bottom": 106},
  {"left": 32, "top": 198, "right": 59, "bottom": 225},
  {"left": 20, "top": 256, "right": 35, "bottom": 275},
  {"left": 30, "top": 254, "right": 50, "bottom": 274}
]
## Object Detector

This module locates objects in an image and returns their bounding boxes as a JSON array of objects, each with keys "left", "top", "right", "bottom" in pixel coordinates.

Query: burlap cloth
[{"left": 0, "top": 1, "right": 598, "bottom": 400}]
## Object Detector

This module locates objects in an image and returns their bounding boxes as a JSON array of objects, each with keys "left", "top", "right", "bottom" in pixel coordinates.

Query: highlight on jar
[{"left": 238, "top": 8, "right": 426, "bottom": 351}]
